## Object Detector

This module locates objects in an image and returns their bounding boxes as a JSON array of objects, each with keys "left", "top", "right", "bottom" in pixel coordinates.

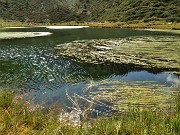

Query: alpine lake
[{"left": 0, "top": 26, "right": 180, "bottom": 117}]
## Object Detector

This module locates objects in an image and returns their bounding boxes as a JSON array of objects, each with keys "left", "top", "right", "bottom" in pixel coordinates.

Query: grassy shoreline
[
  {"left": 58, "top": 21, "right": 180, "bottom": 30},
  {"left": 0, "top": 90, "right": 179, "bottom": 135},
  {"left": 1, "top": 19, "right": 180, "bottom": 30}
]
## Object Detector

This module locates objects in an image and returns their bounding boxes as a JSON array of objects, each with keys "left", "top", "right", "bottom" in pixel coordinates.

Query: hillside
[
  {"left": 0, "top": 0, "right": 180, "bottom": 23},
  {"left": 0, "top": 0, "right": 76, "bottom": 23},
  {"left": 78, "top": 0, "right": 180, "bottom": 22}
]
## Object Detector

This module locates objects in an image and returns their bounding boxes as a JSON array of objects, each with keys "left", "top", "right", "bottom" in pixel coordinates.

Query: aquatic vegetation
[
  {"left": 0, "top": 90, "right": 179, "bottom": 135},
  {"left": 87, "top": 79, "right": 178, "bottom": 111},
  {"left": 0, "top": 32, "right": 52, "bottom": 39},
  {"left": 55, "top": 36, "right": 180, "bottom": 75},
  {"left": 55, "top": 35, "right": 180, "bottom": 111}
]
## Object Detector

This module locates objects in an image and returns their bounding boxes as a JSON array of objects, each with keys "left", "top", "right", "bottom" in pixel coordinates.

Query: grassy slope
[
  {"left": 0, "top": 0, "right": 180, "bottom": 24},
  {"left": 0, "top": 90, "right": 179, "bottom": 135},
  {"left": 81, "top": 0, "right": 180, "bottom": 23}
]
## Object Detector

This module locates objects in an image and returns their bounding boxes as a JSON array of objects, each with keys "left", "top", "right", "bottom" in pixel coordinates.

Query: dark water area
[{"left": 0, "top": 27, "right": 179, "bottom": 115}]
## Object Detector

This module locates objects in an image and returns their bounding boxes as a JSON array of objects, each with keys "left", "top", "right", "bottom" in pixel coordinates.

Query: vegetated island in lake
[{"left": 55, "top": 35, "right": 180, "bottom": 76}]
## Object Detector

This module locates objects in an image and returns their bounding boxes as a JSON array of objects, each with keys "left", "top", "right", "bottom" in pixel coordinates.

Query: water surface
[{"left": 0, "top": 27, "right": 179, "bottom": 114}]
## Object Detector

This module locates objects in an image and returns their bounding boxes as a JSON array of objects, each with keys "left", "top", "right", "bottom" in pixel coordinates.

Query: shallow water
[{"left": 0, "top": 27, "right": 179, "bottom": 114}]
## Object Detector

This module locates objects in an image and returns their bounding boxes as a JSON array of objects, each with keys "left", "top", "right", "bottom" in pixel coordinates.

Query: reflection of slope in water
[
  {"left": 0, "top": 60, "right": 32, "bottom": 90},
  {"left": 0, "top": 41, "right": 179, "bottom": 117},
  {"left": 1, "top": 45, "right": 175, "bottom": 92},
  {"left": 0, "top": 47, "right": 87, "bottom": 91}
]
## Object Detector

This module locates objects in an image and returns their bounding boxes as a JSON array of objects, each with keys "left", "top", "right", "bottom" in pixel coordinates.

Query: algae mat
[
  {"left": 85, "top": 80, "right": 178, "bottom": 111},
  {"left": 55, "top": 36, "right": 180, "bottom": 75},
  {"left": 55, "top": 36, "right": 180, "bottom": 111}
]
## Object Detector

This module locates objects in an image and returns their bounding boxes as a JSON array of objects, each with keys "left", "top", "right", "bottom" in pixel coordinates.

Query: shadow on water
[{"left": 77, "top": 62, "right": 180, "bottom": 80}]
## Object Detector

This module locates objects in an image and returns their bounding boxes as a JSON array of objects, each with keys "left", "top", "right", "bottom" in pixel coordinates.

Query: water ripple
[{"left": 0, "top": 46, "right": 87, "bottom": 92}]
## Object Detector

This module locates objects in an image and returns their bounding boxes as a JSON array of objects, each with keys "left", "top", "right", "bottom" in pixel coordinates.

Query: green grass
[
  {"left": 0, "top": 19, "right": 30, "bottom": 27},
  {"left": 0, "top": 91, "right": 59, "bottom": 134},
  {"left": 1, "top": 17, "right": 180, "bottom": 30},
  {"left": 0, "top": 89, "right": 179, "bottom": 135},
  {"left": 44, "top": 21, "right": 180, "bottom": 30}
]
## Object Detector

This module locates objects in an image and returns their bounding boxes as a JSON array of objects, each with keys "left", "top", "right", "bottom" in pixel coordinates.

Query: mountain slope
[
  {"left": 0, "top": 0, "right": 180, "bottom": 23},
  {"left": 78, "top": 0, "right": 180, "bottom": 22}
]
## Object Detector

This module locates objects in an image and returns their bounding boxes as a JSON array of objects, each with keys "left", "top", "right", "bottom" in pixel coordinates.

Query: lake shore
[
  {"left": 1, "top": 19, "right": 180, "bottom": 30},
  {"left": 56, "top": 21, "right": 180, "bottom": 30},
  {"left": 0, "top": 89, "right": 179, "bottom": 135}
]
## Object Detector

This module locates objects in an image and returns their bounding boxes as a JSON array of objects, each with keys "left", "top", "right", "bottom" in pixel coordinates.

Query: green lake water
[{"left": 0, "top": 27, "right": 179, "bottom": 115}]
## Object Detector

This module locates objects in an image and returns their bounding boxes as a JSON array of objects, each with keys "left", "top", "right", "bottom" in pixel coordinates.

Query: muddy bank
[{"left": 55, "top": 36, "right": 180, "bottom": 75}]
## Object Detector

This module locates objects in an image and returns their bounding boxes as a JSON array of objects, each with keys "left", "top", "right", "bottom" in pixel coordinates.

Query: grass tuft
[
  {"left": 0, "top": 91, "right": 14, "bottom": 109},
  {"left": 0, "top": 89, "right": 179, "bottom": 135}
]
